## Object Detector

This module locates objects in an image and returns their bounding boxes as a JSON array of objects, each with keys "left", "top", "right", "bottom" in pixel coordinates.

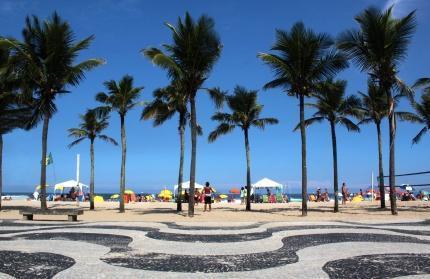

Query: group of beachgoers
[{"left": 181, "top": 182, "right": 215, "bottom": 212}]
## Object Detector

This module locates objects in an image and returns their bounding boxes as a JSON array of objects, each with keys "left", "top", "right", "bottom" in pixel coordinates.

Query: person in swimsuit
[
  {"left": 203, "top": 182, "right": 213, "bottom": 212},
  {"left": 341, "top": 182, "right": 348, "bottom": 205}
]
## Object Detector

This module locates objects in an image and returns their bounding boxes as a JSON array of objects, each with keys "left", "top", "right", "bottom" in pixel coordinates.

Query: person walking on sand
[
  {"left": 341, "top": 182, "right": 348, "bottom": 205},
  {"left": 203, "top": 182, "right": 214, "bottom": 212}
]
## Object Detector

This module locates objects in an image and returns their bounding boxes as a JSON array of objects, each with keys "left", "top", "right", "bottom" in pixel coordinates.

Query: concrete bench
[{"left": 19, "top": 208, "right": 84, "bottom": 221}]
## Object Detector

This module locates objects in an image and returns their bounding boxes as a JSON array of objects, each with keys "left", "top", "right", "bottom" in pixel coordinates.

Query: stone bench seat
[{"left": 19, "top": 208, "right": 84, "bottom": 222}]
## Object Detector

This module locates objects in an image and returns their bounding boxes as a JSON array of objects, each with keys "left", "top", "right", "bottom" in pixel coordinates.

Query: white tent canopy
[
  {"left": 252, "top": 178, "right": 283, "bottom": 190},
  {"left": 54, "top": 180, "right": 88, "bottom": 192},
  {"left": 173, "top": 181, "right": 204, "bottom": 194}
]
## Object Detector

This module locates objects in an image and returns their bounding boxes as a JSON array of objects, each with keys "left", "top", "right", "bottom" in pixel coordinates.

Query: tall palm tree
[
  {"left": 338, "top": 6, "right": 416, "bottom": 215},
  {"left": 0, "top": 12, "right": 102, "bottom": 209},
  {"left": 208, "top": 86, "right": 278, "bottom": 211},
  {"left": 297, "top": 79, "right": 360, "bottom": 212},
  {"left": 409, "top": 92, "right": 430, "bottom": 144},
  {"left": 357, "top": 82, "right": 388, "bottom": 208},
  {"left": 142, "top": 84, "right": 188, "bottom": 212},
  {"left": 142, "top": 12, "right": 223, "bottom": 217},
  {"left": 96, "top": 75, "right": 143, "bottom": 213},
  {"left": 258, "top": 22, "right": 347, "bottom": 216},
  {"left": 358, "top": 81, "right": 421, "bottom": 208},
  {"left": 68, "top": 109, "right": 117, "bottom": 210},
  {"left": 0, "top": 46, "right": 32, "bottom": 210}
]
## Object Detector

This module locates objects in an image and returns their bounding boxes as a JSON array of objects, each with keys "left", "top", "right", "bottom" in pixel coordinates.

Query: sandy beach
[{"left": 1, "top": 199, "right": 429, "bottom": 222}]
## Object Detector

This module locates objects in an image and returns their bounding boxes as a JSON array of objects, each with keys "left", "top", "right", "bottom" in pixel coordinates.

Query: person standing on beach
[
  {"left": 203, "top": 182, "right": 213, "bottom": 212},
  {"left": 341, "top": 182, "right": 348, "bottom": 205},
  {"left": 240, "top": 187, "right": 244, "bottom": 204}
]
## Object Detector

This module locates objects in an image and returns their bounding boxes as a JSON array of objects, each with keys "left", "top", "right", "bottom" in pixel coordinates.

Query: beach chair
[
  {"left": 262, "top": 195, "right": 268, "bottom": 203},
  {"left": 276, "top": 194, "right": 283, "bottom": 203}
]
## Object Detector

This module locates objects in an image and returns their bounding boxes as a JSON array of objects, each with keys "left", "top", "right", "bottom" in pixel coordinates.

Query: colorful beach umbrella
[
  {"left": 229, "top": 187, "right": 240, "bottom": 194},
  {"left": 219, "top": 194, "right": 228, "bottom": 199},
  {"left": 124, "top": 189, "right": 134, "bottom": 194},
  {"left": 110, "top": 194, "right": 119, "bottom": 199},
  {"left": 94, "top": 196, "right": 104, "bottom": 202}
]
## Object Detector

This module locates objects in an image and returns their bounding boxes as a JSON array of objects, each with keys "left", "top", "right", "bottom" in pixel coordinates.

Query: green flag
[{"left": 46, "top": 152, "right": 53, "bottom": 166}]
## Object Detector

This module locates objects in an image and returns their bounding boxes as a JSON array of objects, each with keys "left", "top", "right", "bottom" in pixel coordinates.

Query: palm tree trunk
[
  {"left": 330, "top": 121, "right": 339, "bottom": 213},
  {"left": 376, "top": 122, "right": 385, "bottom": 209},
  {"left": 119, "top": 114, "right": 126, "bottom": 213},
  {"left": 299, "top": 94, "right": 308, "bottom": 216},
  {"left": 90, "top": 139, "right": 95, "bottom": 210},
  {"left": 177, "top": 115, "right": 185, "bottom": 212},
  {"left": 188, "top": 96, "right": 197, "bottom": 217},
  {"left": 0, "top": 135, "right": 3, "bottom": 211},
  {"left": 40, "top": 115, "right": 49, "bottom": 210},
  {"left": 388, "top": 97, "right": 397, "bottom": 215},
  {"left": 244, "top": 129, "right": 252, "bottom": 211}
]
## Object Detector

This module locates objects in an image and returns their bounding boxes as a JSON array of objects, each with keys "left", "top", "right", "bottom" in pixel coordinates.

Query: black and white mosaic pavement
[{"left": 0, "top": 219, "right": 429, "bottom": 278}]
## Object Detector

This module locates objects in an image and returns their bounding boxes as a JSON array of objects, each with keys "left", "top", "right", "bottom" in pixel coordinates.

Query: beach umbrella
[
  {"left": 94, "top": 196, "right": 104, "bottom": 202},
  {"left": 219, "top": 194, "right": 228, "bottom": 199},
  {"left": 158, "top": 189, "right": 173, "bottom": 199},
  {"left": 110, "top": 194, "right": 119, "bottom": 199},
  {"left": 229, "top": 187, "right": 240, "bottom": 194},
  {"left": 124, "top": 189, "right": 134, "bottom": 194}
]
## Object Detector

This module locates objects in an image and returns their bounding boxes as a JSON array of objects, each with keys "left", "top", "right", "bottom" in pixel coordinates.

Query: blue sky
[{"left": 1, "top": 0, "right": 429, "bottom": 194}]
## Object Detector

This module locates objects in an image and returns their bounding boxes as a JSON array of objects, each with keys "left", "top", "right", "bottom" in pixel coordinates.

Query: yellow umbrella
[
  {"left": 110, "top": 194, "right": 119, "bottom": 199},
  {"left": 158, "top": 189, "right": 173, "bottom": 199},
  {"left": 219, "top": 194, "right": 228, "bottom": 199},
  {"left": 55, "top": 185, "right": 64, "bottom": 191},
  {"left": 124, "top": 189, "right": 134, "bottom": 194},
  {"left": 94, "top": 196, "right": 104, "bottom": 202}
]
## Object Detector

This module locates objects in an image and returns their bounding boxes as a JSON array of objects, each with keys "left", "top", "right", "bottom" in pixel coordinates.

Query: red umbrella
[{"left": 229, "top": 187, "right": 240, "bottom": 194}]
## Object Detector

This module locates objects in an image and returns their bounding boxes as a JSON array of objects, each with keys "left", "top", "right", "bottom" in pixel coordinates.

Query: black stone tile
[
  {"left": 323, "top": 253, "right": 430, "bottom": 279},
  {"left": 102, "top": 233, "right": 430, "bottom": 273},
  {"left": 0, "top": 250, "right": 75, "bottom": 278}
]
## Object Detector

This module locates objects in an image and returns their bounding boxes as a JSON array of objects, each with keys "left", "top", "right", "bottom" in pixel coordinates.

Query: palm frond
[
  {"left": 208, "top": 123, "right": 235, "bottom": 142},
  {"left": 412, "top": 127, "right": 428, "bottom": 144},
  {"left": 98, "top": 135, "right": 118, "bottom": 146}
]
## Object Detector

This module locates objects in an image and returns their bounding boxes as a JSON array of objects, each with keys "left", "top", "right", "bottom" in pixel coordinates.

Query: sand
[{"left": 0, "top": 199, "right": 429, "bottom": 222}]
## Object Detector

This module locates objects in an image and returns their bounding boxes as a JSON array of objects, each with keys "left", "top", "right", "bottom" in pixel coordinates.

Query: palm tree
[
  {"left": 141, "top": 84, "right": 188, "bottom": 212},
  {"left": 338, "top": 7, "right": 416, "bottom": 215},
  {"left": 0, "top": 12, "right": 102, "bottom": 209},
  {"left": 96, "top": 75, "right": 143, "bottom": 213},
  {"left": 258, "top": 22, "right": 347, "bottom": 216},
  {"left": 358, "top": 81, "right": 421, "bottom": 207},
  {"left": 409, "top": 92, "right": 430, "bottom": 144},
  {"left": 357, "top": 82, "right": 388, "bottom": 208},
  {"left": 208, "top": 86, "right": 278, "bottom": 211},
  {"left": 142, "top": 12, "right": 223, "bottom": 217},
  {"left": 297, "top": 80, "right": 360, "bottom": 212},
  {"left": 68, "top": 109, "right": 117, "bottom": 210},
  {"left": 0, "top": 46, "right": 32, "bottom": 210}
]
